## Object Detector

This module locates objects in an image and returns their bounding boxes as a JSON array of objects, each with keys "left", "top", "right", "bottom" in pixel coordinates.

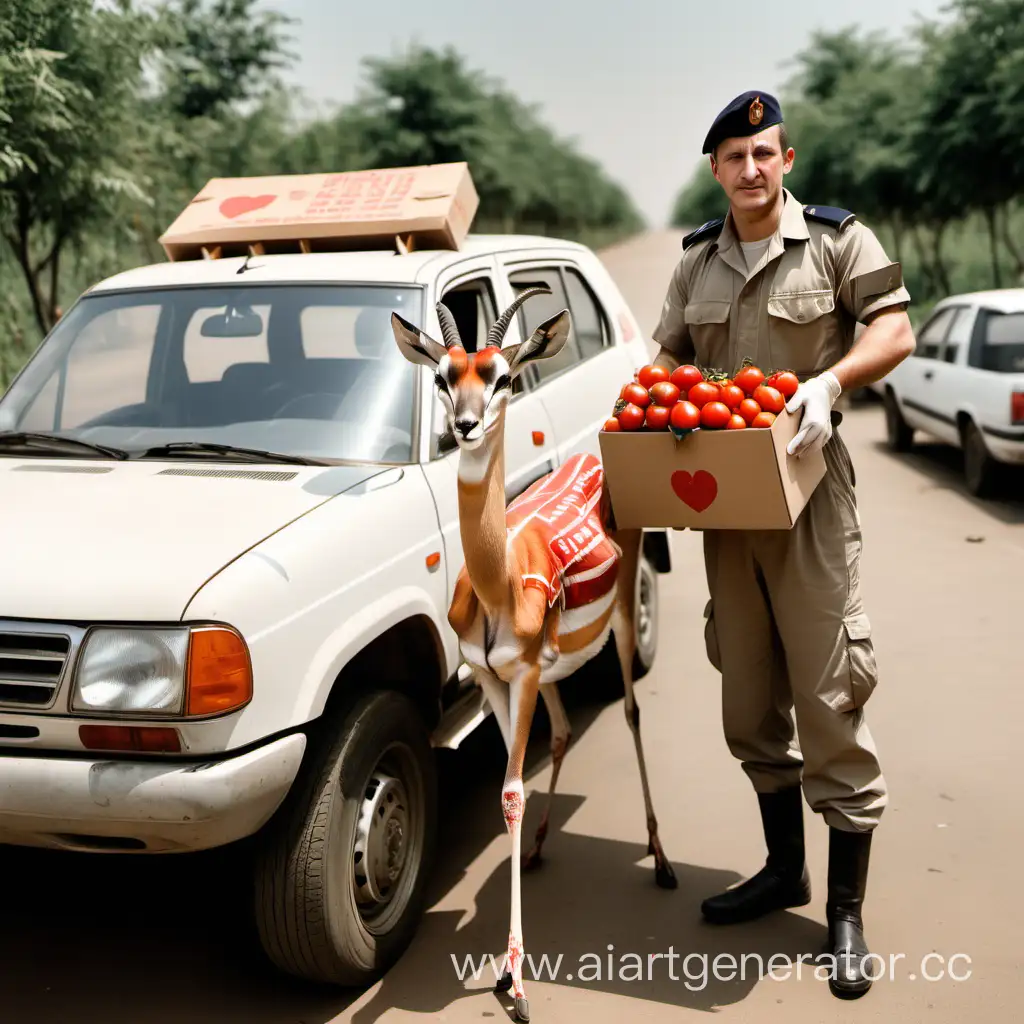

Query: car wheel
[
  {"left": 962, "top": 420, "right": 999, "bottom": 498},
  {"left": 883, "top": 388, "right": 914, "bottom": 451},
  {"left": 254, "top": 689, "right": 437, "bottom": 987},
  {"left": 632, "top": 554, "right": 658, "bottom": 680}
]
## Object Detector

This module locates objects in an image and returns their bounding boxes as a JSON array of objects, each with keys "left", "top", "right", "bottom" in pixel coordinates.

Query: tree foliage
[
  {"left": 669, "top": 0, "right": 1024, "bottom": 308},
  {"left": 0, "top": 2, "right": 642, "bottom": 384}
]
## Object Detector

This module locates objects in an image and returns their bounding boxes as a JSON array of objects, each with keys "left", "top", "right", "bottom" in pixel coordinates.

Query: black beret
[{"left": 702, "top": 91, "right": 784, "bottom": 154}]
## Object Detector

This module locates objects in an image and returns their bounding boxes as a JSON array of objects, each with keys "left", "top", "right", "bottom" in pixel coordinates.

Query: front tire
[{"left": 254, "top": 690, "right": 437, "bottom": 987}]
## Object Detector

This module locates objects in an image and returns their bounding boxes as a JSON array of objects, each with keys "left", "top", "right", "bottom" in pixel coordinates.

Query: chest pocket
[
  {"left": 766, "top": 289, "right": 837, "bottom": 377},
  {"left": 684, "top": 300, "right": 731, "bottom": 369}
]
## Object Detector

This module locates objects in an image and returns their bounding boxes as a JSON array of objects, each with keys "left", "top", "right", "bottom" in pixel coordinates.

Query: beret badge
[{"left": 748, "top": 96, "right": 764, "bottom": 126}]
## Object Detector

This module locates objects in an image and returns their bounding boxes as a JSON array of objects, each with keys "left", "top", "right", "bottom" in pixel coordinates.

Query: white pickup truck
[
  {"left": 879, "top": 288, "right": 1024, "bottom": 496},
  {"left": 0, "top": 233, "right": 671, "bottom": 986}
]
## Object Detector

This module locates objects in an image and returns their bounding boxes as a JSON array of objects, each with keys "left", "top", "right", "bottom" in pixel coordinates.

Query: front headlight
[
  {"left": 72, "top": 629, "right": 188, "bottom": 715},
  {"left": 70, "top": 625, "right": 252, "bottom": 718}
]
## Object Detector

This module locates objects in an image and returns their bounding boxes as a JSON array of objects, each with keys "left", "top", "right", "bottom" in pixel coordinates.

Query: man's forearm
[
  {"left": 652, "top": 345, "right": 681, "bottom": 371},
  {"left": 829, "top": 307, "right": 916, "bottom": 393}
]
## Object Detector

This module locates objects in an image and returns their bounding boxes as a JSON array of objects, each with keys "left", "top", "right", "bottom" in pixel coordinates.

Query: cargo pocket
[
  {"left": 703, "top": 599, "right": 722, "bottom": 672},
  {"left": 684, "top": 301, "right": 731, "bottom": 367},
  {"left": 766, "top": 289, "right": 836, "bottom": 376},
  {"left": 842, "top": 612, "right": 877, "bottom": 709}
]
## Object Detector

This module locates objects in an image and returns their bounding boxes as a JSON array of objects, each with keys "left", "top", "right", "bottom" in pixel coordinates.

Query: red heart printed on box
[
  {"left": 671, "top": 470, "right": 718, "bottom": 512},
  {"left": 219, "top": 194, "right": 277, "bottom": 219}
]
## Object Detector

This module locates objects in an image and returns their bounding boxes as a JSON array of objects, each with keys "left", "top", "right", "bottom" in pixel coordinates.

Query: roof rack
[{"left": 158, "top": 163, "right": 479, "bottom": 262}]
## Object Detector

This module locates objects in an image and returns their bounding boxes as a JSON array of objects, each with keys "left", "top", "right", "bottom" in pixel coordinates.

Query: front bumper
[{"left": 0, "top": 733, "right": 306, "bottom": 853}]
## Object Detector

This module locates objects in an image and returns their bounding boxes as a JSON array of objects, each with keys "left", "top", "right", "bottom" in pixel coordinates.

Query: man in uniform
[{"left": 651, "top": 91, "right": 915, "bottom": 998}]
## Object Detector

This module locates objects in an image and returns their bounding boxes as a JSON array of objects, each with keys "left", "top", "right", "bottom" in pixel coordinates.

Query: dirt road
[{"left": 3, "top": 231, "right": 1021, "bottom": 1023}]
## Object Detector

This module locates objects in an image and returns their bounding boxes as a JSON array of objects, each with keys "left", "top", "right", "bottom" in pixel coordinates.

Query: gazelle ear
[
  {"left": 502, "top": 309, "right": 572, "bottom": 376},
  {"left": 391, "top": 312, "right": 447, "bottom": 368}
]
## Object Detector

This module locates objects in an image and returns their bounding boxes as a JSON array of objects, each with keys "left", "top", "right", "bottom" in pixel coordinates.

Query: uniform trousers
[{"left": 701, "top": 428, "right": 887, "bottom": 833}]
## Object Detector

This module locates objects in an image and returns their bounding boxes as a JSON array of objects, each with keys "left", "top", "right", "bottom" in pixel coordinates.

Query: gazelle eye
[
  {"left": 434, "top": 372, "right": 448, "bottom": 391},
  {"left": 493, "top": 374, "right": 511, "bottom": 392}
]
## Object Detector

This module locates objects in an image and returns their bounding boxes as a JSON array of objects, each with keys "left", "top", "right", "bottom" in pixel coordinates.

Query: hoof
[
  {"left": 655, "top": 861, "right": 678, "bottom": 890},
  {"left": 514, "top": 996, "right": 531, "bottom": 1022},
  {"left": 495, "top": 970, "right": 513, "bottom": 994},
  {"left": 522, "top": 847, "right": 543, "bottom": 872}
]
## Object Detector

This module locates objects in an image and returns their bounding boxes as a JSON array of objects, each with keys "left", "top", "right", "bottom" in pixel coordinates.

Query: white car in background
[
  {"left": 0, "top": 234, "right": 671, "bottom": 987},
  {"left": 878, "top": 288, "right": 1024, "bottom": 496}
]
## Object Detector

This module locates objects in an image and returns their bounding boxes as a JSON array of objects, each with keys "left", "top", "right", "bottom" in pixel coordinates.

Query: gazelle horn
[
  {"left": 435, "top": 302, "right": 463, "bottom": 349},
  {"left": 485, "top": 286, "right": 552, "bottom": 349}
]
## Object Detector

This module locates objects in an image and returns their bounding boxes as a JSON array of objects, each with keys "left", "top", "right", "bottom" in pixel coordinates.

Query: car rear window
[{"left": 976, "top": 311, "right": 1024, "bottom": 373}]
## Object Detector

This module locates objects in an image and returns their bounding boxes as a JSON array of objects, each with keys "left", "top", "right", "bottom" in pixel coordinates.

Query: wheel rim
[
  {"left": 635, "top": 560, "right": 657, "bottom": 664},
  {"left": 350, "top": 742, "right": 425, "bottom": 934}
]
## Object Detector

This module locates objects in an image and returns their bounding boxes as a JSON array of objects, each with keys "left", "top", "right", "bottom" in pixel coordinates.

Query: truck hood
[{"left": 0, "top": 459, "right": 389, "bottom": 622}]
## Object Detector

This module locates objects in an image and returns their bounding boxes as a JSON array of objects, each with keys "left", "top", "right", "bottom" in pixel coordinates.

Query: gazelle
[{"left": 391, "top": 287, "right": 675, "bottom": 1022}]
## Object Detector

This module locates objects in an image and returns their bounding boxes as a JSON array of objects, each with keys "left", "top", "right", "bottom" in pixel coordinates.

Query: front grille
[{"left": 0, "top": 631, "right": 71, "bottom": 708}]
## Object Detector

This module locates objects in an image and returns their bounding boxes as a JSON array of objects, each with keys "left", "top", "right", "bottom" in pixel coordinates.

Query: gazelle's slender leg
[
  {"left": 477, "top": 669, "right": 512, "bottom": 753},
  {"left": 523, "top": 682, "right": 571, "bottom": 870},
  {"left": 493, "top": 663, "right": 541, "bottom": 1023},
  {"left": 611, "top": 529, "right": 677, "bottom": 890}
]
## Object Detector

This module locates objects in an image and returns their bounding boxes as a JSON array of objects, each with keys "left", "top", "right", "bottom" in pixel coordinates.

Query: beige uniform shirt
[{"left": 653, "top": 188, "right": 911, "bottom": 379}]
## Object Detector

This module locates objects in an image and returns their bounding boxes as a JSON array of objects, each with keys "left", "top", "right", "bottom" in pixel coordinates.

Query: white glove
[{"left": 786, "top": 370, "right": 842, "bottom": 457}]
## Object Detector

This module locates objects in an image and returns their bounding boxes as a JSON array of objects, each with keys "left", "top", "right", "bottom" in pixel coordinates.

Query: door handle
[{"left": 923, "top": 370, "right": 934, "bottom": 380}]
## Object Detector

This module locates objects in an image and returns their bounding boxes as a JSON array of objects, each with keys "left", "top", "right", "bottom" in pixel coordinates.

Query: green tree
[{"left": 0, "top": 0, "right": 154, "bottom": 334}]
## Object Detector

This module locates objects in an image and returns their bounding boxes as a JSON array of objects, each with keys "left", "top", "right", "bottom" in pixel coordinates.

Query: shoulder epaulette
[
  {"left": 802, "top": 205, "right": 857, "bottom": 232},
  {"left": 682, "top": 216, "right": 725, "bottom": 250}
]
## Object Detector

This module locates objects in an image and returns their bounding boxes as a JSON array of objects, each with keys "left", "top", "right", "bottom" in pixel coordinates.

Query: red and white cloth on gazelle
[{"left": 504, "top": 452, "right": 620, "bottom": 612}]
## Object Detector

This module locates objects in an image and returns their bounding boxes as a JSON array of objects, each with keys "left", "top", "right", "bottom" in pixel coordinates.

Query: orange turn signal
[
  {"left": 80, "top": 725, "right": 181, "bottom": 753},
  {"left": 185, "top": 627, "right": 252, "bottom": 717},
  {"left": 426, "top": 552, "right": 441, "bottom": 569}
]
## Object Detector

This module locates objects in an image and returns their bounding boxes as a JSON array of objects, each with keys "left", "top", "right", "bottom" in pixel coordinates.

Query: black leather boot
[
  {"left": 826, "top": 826, "right": 873, "bottom": 998},
  {"left": 701, "top": 786, "right": 811, "bottom": 924}
]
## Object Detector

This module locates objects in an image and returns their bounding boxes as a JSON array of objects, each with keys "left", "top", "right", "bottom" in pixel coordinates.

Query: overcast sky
[{"left": 261, "top": 0, "right": 948, "bottom": 227}]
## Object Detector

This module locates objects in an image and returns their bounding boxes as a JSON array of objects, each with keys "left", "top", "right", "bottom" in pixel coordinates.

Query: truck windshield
[
  {"left": 0, "top": 283, "right": 424, "bottom": 464},
  {"left": 977, "top": 310, "right": 1024, "bottom": 373}
]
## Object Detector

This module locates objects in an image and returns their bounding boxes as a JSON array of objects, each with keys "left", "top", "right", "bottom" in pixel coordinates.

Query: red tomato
[
  {"left": 603, "top": 417, "right": 621, "bottom": 432},
  {"left": 649, "top": 381, "right": 680, "bottom": 407},
  {"left": 720, "top": 384, "right": 745, "bottom": 410},
  {"left": 637, "top": 364, "right": 670, "bottom": 390},
  {"left": 700, "top": 401, "right": 732, "bottom": 429},
  {"left": 688, "top": 382, "right": 721, "bottom": 408},
  {"left": 726, "top": 413, "right": 747, "bottom": 430},
  {"left": 753, "top": 384, "right": 784, "bottom": 414},
  {"left": 670, "top": 400, "right": 701, "bottom": 431},
  {"left": 772, "top": 371, "right": 799, "bottom": 399},
  {"left": 645, "top": 404, "right": 671, "bottom": 430},
  {"left": 669, "top": 364, "right": 703, "bottom": 392},
  {"left": 739, "top": 398, "right": 761, "bottom": 425},
  {"left": 617, "top": 403, "right": 645, "bottom": 431},
  {"left": 752, "top": 411, "right": 776, "bottom": 429},
  {"left": 734, "top": 365, "right": 765, "bottom": 396},
  {"left": 621, "top": 382, "right": 651, "bottom": 408}
]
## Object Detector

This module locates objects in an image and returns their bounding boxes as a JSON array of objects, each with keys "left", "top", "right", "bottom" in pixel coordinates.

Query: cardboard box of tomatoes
[{"left": 598, "top": 360, "right": 827, "bottom": 530}]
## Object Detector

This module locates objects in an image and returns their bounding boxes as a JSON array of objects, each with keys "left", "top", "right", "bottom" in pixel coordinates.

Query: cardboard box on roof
[
  {"left": 158, "top": 162, "right": 479, "bottom": 261},
  {"left": 598, "top": 407, "right": 826, "bottom": 530}
]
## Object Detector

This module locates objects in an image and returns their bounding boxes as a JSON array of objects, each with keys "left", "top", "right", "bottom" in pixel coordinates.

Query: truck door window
[
  {"left": 507, "top": 267, "right": 581, "bottom": 384},
  {"left": 440, "top": 277, "right": 498, "bottom": 354},
  {"left": 942, "top": 306, "right": 973, "bottom": 363},
  {"left": 563, "top": 267, "right": 609, "bottom": 358}
]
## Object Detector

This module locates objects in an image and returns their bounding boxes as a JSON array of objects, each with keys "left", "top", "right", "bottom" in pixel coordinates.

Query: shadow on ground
[{"left": 0, "top": 670, "right": 816, "bottom": 1022}]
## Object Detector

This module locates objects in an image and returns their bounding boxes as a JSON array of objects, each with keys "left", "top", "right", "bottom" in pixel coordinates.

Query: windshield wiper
[
  {"left": 0, "top": 431, "right": 129, "bottom": 460},
  {"left": 136, "top": 441, "right": 326, "bottom": 466}
]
